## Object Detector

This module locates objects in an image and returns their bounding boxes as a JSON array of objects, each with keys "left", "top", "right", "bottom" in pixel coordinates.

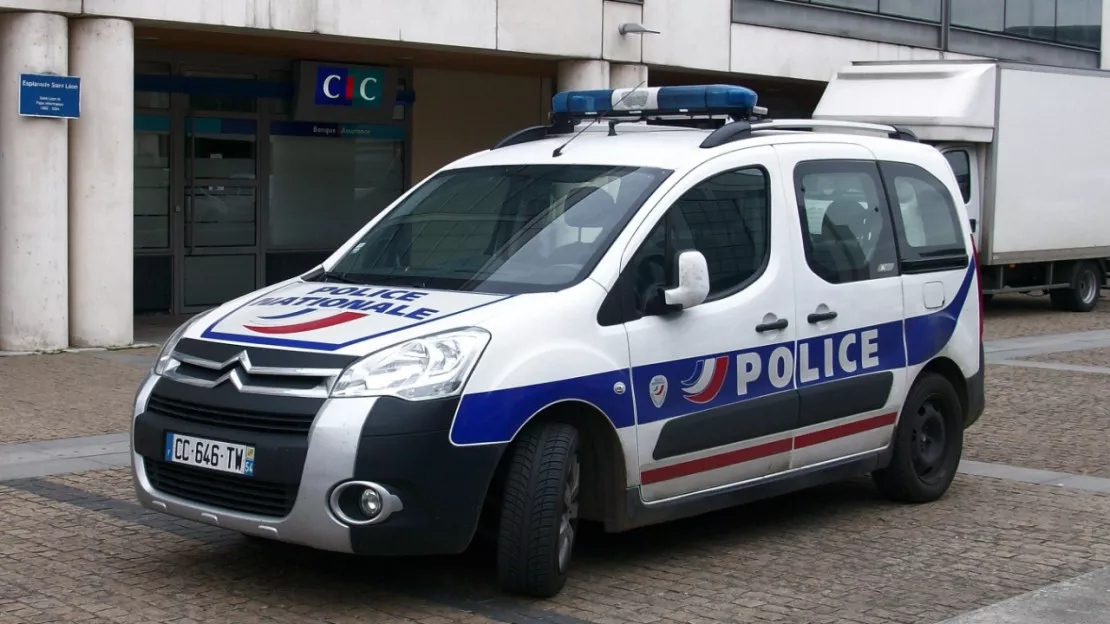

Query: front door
[
  {"left": 177, "top": 114, "right": 260, "bottom": 312},
  {"left": 620, "top": 146, "right": 800, "bottom": 503},
  {"left": 776, "top": 144, "right": 907, "bottom": 471}
]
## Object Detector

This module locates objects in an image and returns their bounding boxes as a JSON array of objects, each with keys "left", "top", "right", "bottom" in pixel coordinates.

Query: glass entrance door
[{"left": 176, "top": 115, "right": 260, "bottom": 312}]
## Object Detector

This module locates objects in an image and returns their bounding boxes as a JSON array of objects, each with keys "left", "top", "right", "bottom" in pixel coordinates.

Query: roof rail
[
  {"left": 491, "top": 119, "right": 576, "bottom": 150},
  {"left": 699, "top": 118, "right": 918, "bottom": 149}
]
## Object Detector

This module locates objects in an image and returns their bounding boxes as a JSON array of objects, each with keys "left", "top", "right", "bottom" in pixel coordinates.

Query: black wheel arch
[
  {"left": 487, "top": 401, "right": 629, "bottom": 531},
  {"left": 913, "top": 357, "right": 969, "bottom": 423}
]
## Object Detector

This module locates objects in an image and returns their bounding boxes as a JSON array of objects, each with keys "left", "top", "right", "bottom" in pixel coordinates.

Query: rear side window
[
  {"left": 793, "top": 160, "right": 899, "bottom": 285},
  {"left": 879, "top": 161, "right": 969, "bottom": 272}
]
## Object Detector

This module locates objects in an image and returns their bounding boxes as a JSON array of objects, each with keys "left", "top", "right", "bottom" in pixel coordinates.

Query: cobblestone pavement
[
  {"left": 983, "top": 293, "right": 1110, "bottom": 340},
  {"left": 4, "top": 306, "right": 1110, "bottom": 623},
  {"left": 962, "top": 364, "right": 1110, "bottom": 478},
  {"left": 1024, "top": 345, "right": 1110, "bottom": 368},
  {"left": 0, "top": 349, "right": 156, "bottom": 444},
  {"left": 3, "top": 467, "right": 1110, "bottom": 624}
]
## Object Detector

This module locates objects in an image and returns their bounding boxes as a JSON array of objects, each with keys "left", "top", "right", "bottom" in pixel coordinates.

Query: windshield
[{"left": 324, "top": 164, "right": 672, "bottom": 294}]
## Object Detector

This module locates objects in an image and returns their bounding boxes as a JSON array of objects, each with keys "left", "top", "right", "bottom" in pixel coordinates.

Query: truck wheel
[
  {"left": 1050, "top": 261, "right": 1101, "bottom": 312},
  {"left": 872, "top": 373, "right": 963, "bottom": 503},
  {"left": 496, "top": 422, "right": 581, "bottom": 598}
]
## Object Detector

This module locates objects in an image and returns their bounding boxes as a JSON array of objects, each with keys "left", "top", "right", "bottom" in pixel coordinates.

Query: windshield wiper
[{"left": 317, "top": 270, "right": 363, "bottom": 284}]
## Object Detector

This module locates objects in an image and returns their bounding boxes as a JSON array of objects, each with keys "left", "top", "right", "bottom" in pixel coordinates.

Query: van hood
[{"left": 192, "top": 280, "right": 513, "bottom": 353}]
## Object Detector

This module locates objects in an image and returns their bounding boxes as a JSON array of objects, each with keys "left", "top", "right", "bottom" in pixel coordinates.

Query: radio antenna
[{"left": 552, "top": 80, "right": 647, "bottom": 158}]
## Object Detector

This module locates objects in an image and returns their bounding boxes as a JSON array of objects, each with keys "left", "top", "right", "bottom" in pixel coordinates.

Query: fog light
[
  {"left": 329, "top": 480, "right": 403, "bottom": 526},
  {"left": 359, "top": 488, "right": 383, "bottom": 518}
]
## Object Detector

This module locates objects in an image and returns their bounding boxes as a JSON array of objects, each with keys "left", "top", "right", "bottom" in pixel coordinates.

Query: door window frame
[
  {"left": 791, "top": 158, "right": 902, "bottom": 286},
  {"left": 598, "top": 163, "right": 775, "bottom": 326},
  {"left": 876, "top": 160, "right": 970, "bottom": 275}
]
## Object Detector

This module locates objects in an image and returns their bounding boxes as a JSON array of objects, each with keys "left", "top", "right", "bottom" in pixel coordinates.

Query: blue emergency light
[{"left": 550, "top": 84, "right": 759, "bottom": 121}]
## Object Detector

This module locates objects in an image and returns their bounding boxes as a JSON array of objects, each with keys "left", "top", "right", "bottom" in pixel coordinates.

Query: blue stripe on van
[{"left": 448, "top": 261, "right": 977, "bottom": 446}]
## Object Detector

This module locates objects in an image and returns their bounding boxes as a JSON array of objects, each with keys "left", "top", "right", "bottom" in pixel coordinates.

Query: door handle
[
  {"left": 755, "top": 318, "right": 789, "bottom": 333},
  {"left": 807, "top": 310, "right": 838, "bottom": 324}
]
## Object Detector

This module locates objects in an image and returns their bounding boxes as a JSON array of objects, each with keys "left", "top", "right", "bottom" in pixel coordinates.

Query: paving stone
[
  {"left": 1023, "top": 344, "right": 1110, "bottom": 368},
  {"left": 963, "top": 363, "right": 1110, "bottom": 478},
  {"left": 8, "top": 467, "right": 1108, "bottom": 624},
  {"left": 983, "top": 294, "right": 1110, "bottom": 341},
  {"left": 0, "top": 349, "right": 155, "bottom": 444}
]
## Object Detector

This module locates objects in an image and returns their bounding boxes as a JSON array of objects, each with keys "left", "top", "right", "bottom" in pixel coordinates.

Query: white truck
[{"left": 813, "top": 60, "right": 1110, "bottom": 311}]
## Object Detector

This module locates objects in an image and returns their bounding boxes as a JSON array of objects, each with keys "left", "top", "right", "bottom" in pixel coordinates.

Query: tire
[
  {"left": 872, "top": 373, "right": 963, "bottom": 504},
  {"left": 1050, "top": 261, "right": 1101, "bottom": 312},
  {"left": 496, "top": 422, "right": 581, "bottom": 598}
]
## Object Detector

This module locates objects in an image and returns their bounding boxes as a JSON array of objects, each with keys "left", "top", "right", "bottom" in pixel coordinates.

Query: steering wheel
[{"left": 634, "top": 253, "right": 668, "bottom": 312}]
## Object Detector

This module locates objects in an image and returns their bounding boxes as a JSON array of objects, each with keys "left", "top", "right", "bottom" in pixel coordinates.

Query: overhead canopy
[{"left": 812, "top": 62, "right": 998, "bottom": 143}]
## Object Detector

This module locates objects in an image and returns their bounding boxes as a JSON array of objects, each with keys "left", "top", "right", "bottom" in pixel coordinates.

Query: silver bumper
[{"left": 130, "top": 373, "right": 379, "bottom": 554}]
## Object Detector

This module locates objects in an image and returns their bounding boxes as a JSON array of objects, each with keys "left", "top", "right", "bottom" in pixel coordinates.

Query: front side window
[
  {"left": 624, "top": 167, "right": 771, "bottom": 315},
  {"left": 794, "top": 160, "right": 899, "bottom": 285},
  {"left": 326, "top": 164, "right": 671, "bottom": 294}
]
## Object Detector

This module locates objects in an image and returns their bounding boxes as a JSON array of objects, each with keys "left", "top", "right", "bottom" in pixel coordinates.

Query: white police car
[{"left": 131, "top": 84, "right": 984, "bottom": 597}]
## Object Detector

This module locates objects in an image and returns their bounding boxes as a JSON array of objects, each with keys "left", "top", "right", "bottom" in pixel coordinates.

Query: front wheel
[
  {"left": 496, "top": 422, "right": 581, "bottom": 598},
  {"left": 873, "top": 373, "right": 963, "bottom": 503}
]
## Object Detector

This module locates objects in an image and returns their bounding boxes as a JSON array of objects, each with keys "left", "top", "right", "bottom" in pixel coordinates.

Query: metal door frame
[{"left": 169, "top": 63, "right": 270, "bottom": 314}]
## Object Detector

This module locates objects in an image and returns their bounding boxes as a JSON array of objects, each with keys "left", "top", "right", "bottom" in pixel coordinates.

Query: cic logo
[{"left": 315, "top": 66, "right": 383, "bottom": 108}]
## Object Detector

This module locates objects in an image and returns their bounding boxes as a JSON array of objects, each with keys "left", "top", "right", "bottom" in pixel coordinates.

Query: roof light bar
[{"left": 550, "top": 84, "right": 759, "bottom": 122}]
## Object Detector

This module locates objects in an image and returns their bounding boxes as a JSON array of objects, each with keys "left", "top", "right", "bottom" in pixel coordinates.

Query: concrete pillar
[
  {"left": 610, "top": 63, "right": 648, "bottom": 89},
  {"left": 556, "top": 60, "right": 610, "bottom": 92},
  {"left": 68, "top": 18, "right": 135, "bottom": 347},
  {"left": 0, "top": 13, "right": 70, "bottom": 352}
]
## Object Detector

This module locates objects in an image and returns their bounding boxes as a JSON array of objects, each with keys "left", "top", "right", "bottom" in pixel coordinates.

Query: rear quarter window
[{"left": 878, "top": 161, "right": 968, "bottom": 273}]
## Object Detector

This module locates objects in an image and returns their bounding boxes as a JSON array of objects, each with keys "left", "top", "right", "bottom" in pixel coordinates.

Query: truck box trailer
[{"left": 813, "top": 60, "right": 1110, "bottom": 311}]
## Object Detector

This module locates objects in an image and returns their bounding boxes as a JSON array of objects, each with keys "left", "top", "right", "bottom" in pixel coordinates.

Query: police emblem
[{"left": 648, "top": 375, "right": 668, "bottom": 408}]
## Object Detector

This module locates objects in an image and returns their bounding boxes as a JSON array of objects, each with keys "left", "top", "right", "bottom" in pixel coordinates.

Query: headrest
[
  {"left": 562, "top": 187, "right": 618, "bottom": 228},
  {"left": 822, "top": 198, "right": 871, "bottom": 232}
]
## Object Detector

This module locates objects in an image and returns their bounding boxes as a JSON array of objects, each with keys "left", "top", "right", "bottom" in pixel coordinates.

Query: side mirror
[{"left": 663, "top": 250, "right": 710, "bottom": 310}]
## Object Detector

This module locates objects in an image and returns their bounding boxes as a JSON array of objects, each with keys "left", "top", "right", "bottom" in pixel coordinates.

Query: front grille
[
  {"left": 147, "top": 395, "right": 318, "bottom": 435},
  {"left": 145, "top": 460, "right": 298, "bottom": 518}
]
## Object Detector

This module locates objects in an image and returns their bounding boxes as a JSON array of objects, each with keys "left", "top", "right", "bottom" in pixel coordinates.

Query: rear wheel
[
  {"left": 873, "top": 373, "right": 963, "bottom": 503},
  {"left": 496, "top": 422, "right": 581, "bottom": 598},
  {"left": 1051, "top": 261, "right": 1101, "bottom": 312}
]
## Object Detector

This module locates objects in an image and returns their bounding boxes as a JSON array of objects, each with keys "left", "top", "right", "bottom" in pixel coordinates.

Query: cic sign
[{"left": 314, "top": 66, "right": 383, "bottom": 108}]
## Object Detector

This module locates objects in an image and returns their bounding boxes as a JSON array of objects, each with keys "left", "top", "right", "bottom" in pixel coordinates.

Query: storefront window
[
  {"left": 268, "top": 122, "right": 406, "bottom": 250},
  {"left": 134, "top": 115, "right": 171, "bottom": 249},
  {"left": 1056, "top": 0, "right": 1102, "bottom": 47},
  {"left": 186, "top": 118, "right": 257, "bottom": 181},
  {"left": 135, "top": 62, "right": 171, "bottom": 109},
  {"left": 952, "top": 0, "right": 1102, "bottom": 48},
  {"left": 1005, "top": 0, "right": 1057, "bottom": 40},
  {"left": 185, "top": 70, "right": 258, "bottom": 113}
]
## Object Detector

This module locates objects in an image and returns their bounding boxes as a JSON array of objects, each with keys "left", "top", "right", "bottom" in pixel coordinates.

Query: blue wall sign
[{"left": 19, "top": 73, "right": 80, "bottom": 119}]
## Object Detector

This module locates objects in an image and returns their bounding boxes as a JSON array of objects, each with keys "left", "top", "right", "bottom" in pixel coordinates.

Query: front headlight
[
  {"left": 330, "top": 328, "right": 491, "bottom": 400},
  {"left": 152, "top": 321, "right": 191, "bottom": 375},
  {"left": 152, "top": 308, "right": 215, "bottom": 375}
]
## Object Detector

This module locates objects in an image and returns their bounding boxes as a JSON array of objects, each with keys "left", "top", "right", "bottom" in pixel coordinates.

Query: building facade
[{"left": 0, "top": 0, "right": 1105, "bottom": 351}]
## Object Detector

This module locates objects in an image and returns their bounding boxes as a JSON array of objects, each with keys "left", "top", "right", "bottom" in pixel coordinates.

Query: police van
[{"left": 131, "top": 84, "right": 985, "bottom": 598}]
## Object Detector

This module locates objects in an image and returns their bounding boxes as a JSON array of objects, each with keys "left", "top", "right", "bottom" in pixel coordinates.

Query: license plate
[{"left": 164, "top": 432, "right": 255, "bottom": 476}]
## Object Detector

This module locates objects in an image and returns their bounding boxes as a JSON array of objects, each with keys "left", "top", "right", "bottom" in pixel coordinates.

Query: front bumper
[{"left": 131, "top": 373, "right": 506, "bottom": 556}]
